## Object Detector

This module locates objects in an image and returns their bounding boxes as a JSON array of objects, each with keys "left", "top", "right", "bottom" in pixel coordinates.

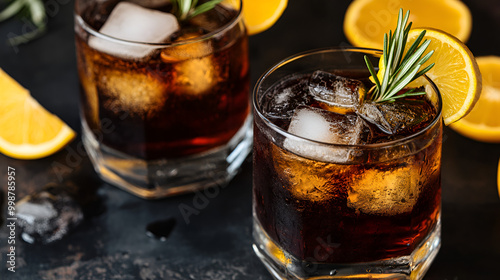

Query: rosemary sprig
[
  {"left": 364, "top": 9, "right": 435, "bottom": 103},
  {"left": 0, "top": 0, "right": 46, "bottom": 46},
  {"left": 171, "top": 0, "right": 223, "bottom": 21}
]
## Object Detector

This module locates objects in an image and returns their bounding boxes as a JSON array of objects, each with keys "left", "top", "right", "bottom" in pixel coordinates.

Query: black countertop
[{"left": 1, "top": 0, "right": 500, "bottom": 279}]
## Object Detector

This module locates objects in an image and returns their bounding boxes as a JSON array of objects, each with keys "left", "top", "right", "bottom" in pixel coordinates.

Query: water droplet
[
  {"left": 146, "top": 218, "right": 177, "bottom": 241},
  {"left": 329, "top": 269, "right": 337, "bottom": 276}
]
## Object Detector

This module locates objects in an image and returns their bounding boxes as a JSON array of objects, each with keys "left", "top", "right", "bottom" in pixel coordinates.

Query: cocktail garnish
[
  {"left": 364, "top": 9, "right": 435, "bottom": 103},
  {"left": 171, "top": 0, "right": 223, "bottom": 21},
  {"left": 0, "top": 0, "right": 46, "bottom": 46}
]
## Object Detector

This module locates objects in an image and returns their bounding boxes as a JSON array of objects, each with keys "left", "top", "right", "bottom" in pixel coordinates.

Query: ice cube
[
  {"left": 357, "top": 97, "right": 436, "bottom": 138},
  {"left": 88, "top": 2, "right": 180, "bottom": 60},
  {"left": 260, "top": 78, "right": 311, "bottom": 122},
  {"left": 357, "top": 101, "right": 393, "bottom": 135},
  {"left": 171, "top": 55, "right": 219, "bottom": 95},
  {"left": 283, "top": 107, "right": 365, "bottom": 163},
  {"left": 98, "top": 69, "right": 166, "bottom": 118},
  {"left": 308, "top": 71, "right": 365, "bottom": 114},
  {"left": 17, "top": 183, "right": 84, "bottom": 244},
  {"left": 376, "top": 98, "right": 437, "bottom": 137},
  {"left": 161, "top": 31, "right": 213, "bottom": 62},
  {"left": 271, "top": 144, "right": 345, "bottom": 202},
  {"left": 347, "top": 163, "right": 421, "bottom": 215},
  {"left": 159, "top": 29, "right": 218, "bottom": 95}
]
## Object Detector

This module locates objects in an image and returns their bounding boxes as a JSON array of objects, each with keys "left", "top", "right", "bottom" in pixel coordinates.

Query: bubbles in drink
[{"left": 88, "top": 2, "right": 180, "bottom": 60}]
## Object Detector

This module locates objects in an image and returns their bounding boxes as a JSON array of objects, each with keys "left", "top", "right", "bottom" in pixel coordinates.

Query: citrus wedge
[
  {"left": 0, "top": 69, "right": 76, "bottom": 159},
  {"left": 406, "top": 28, "right": 481, "bottom": 125},
  {"left": 449, "top": 56, "right": 500, "bottom": 142},
  {"left": 344, "top": 0, "right": 472, "bottom": 49},
  {"left": 240, "top": 0, "right": 287, "bottom": 35}
]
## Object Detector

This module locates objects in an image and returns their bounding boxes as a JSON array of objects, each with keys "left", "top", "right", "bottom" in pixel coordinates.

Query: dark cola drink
[
  {"left": 252, "top": 49, "right": 442, "bottom": 279},
  {"left": 75, "top": 0, "right": 251, "bottom": 198}
]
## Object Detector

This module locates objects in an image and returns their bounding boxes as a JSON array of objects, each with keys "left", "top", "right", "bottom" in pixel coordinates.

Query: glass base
[
  {"left": 82, "top": 115, "right": 252, "bottom": 199},
  {"left": 252, "top": 214, "right": 441, "bottom": 280}
]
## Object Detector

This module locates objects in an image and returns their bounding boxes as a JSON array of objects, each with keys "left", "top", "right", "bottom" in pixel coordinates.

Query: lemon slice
[
  {"left": 241, "top": 0, "right": 287, "bottom": 35},
  {"left": 406, "top": 28, "right": 481, "bottom": 125},
  {"left": 0, "top": 69, "right": 76, "bottom": 159},
  {"left": 449, "top": 56, "right": 500, "bottom": 142},
  {"left": 344, "top": 0, "right": 472, "bottom": 49}
]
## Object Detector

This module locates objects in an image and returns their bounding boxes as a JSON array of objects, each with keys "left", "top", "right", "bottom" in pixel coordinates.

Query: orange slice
[
  {"left": 406, "top": 28, "right": 481, "bottom": 125},
  {"left": 449, "top": 56, "right": 500, "bottom": 142},
  {"left": 240, "top": 0, "right": 287, "bottom": 35},
  {"left": 0, "top": 69, "right": 76, "bottom": 159},
  {"left": 344, "top": 0, "right": 472, "bottom": 49}
]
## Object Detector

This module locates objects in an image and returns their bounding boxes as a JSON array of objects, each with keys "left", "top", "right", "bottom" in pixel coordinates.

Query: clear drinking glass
[
  {"left": 74, "top": 0, "right": 251, "bottom": 198},
  {"left": 252, "top": 48, "right": 442, "bottom": 279}
]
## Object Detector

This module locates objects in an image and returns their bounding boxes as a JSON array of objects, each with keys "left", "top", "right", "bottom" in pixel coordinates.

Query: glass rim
[
  {"left": 74, "top": 0, "right": 243, "bottom": 47},
  {"left": 253, "top": 47, "right": 443, "bottom": 150}
]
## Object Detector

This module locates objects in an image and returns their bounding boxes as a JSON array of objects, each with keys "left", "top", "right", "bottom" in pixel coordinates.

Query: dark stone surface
[{"left": 0, "top": 0, "right": 500, "bottom": 279}]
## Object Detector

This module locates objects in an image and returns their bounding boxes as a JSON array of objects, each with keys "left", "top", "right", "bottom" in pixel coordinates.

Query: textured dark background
[{"left": 1, "top": 0, "right": 500, "bottom": 279}]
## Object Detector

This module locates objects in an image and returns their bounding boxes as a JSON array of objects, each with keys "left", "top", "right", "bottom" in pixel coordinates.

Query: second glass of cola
[{"left": 75, "top": 0, "right": 251, "bottom": 198}]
